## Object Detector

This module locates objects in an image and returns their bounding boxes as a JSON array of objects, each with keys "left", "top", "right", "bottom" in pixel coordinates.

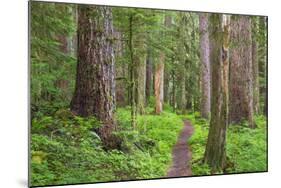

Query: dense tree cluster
[{"left": 30, "top": 2, "right": 267, "bottom": 186}]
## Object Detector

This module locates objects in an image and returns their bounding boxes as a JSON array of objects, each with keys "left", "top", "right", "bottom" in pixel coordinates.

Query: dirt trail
[{"left": 167, "top": 120, "right": 194, "bottom": 177}]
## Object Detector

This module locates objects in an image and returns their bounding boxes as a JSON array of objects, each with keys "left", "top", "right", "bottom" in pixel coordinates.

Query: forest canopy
[{"left": 30, "top": 1, "right": 267, "bottom": 187}]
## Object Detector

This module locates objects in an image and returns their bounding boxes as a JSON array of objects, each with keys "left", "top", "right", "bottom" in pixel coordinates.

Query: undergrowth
[
  {"left": 31, "top": 105, "right": 267, "bottom": 186},
  {"left": 30, "top": 107, "right": 182, "bottom": 186},
  {"left": 186, "top": 113, "right": 267, "bottom": 175}
]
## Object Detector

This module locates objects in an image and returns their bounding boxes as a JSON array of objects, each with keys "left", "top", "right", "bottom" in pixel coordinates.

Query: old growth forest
[{"left": 30, "top": 2, "right": 268, "bottom": 186}]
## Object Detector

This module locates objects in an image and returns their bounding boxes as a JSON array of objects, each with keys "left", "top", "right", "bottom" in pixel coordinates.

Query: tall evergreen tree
[
  {"left": 70, "top": 5, "right": 118, "bottom": 148},
  {"left": 199, "top": 13, "right": 211, "bottom": 119},
  {"left": 229, "top": 16, "right": 255, "bottom": 128},
  {"left": 252, "top": 18, "right": 260, "bottom": 114},
  {"left": 204, "top": 14, "right": 230, "bottom": 172}
]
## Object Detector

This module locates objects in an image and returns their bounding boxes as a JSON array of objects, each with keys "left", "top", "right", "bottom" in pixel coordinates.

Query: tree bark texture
[
  {"left": 155, "top": 53, "right": 165, "bottom": 114},
  {"left": 204, "top": 14, "right": 230, "bottom": 172},
  {"left": 229, "top": 16, "right": 255, "bottom": 128},
  {"left": 199, "top": 13, "right": 211, "bottom": 119},
  {"left": 71, "top": 6, "right": 117, "bottom": 148}
]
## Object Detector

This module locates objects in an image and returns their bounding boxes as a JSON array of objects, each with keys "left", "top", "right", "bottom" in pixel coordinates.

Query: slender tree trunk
[
  {"left": 164, "top": 68, "right": 170, "bottom": 103},
  {"left": 115, "top": 31, "right": 127, "bottom": 107},
  {"left": 145, "top": 48, "right": 153, "bottom": 105},
  {"left": 199, "top": 13, "right": 211, "bottom": 119},
  {"left": 155, "top": 53, "right": 165, "bottom": 114},
  {"left": 175, "top": 14, "right": 187, "bottom": 113},
  {"left": 155, "top": 15, "right": 170, "bottom": 114},
  {"left": 204, "top": 14, "right": 230, "bottom": 172},
  {"left": 229, "top": 16, "right": 255, "bottom": 128},
  {"left": 252, "top": 20, "right": 260, "bottom": 114},
  {"left": 128, "top": 14, "right": 137, "bottom": 128},
  {"left": 135, "top": 54, "right": 146, "bottom": 114},
  {"left": 55, "top": 5, "right": 76, "bottom": 101},
  {"left": 263, "top": 17, "right": 268, "bottom": 116},
  {"left": 176, "top": 68, "right": 186, "bottom": 113},
  {"left": 185, "top": 91, "right": 193, "bottom": 110},
  {"left": 171, "top": 69, "right": 176, "bottom": 112},
  {"left": 56, "top": 35, "right": 70, "bottom": 99},
  {"left": 134, "top": 27, "right": 147, "bottom": 114},
  {"left": 71, "top": 6, "right": 117, "bottom": 148}
]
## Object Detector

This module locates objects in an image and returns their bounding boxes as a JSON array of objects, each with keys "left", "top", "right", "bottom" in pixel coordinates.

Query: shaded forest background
[{"left": 30, "top": 2, "right": 267, "bottom": 187}]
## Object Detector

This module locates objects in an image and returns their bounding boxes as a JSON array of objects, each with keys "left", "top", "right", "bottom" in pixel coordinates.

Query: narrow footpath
[{"left": 167, "top": 120, "right": 194, "bottom": 177}]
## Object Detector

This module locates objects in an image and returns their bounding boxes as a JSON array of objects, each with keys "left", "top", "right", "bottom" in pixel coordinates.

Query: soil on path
[{"left": 167, "top": 120, "right": 194, "bottom": 177}]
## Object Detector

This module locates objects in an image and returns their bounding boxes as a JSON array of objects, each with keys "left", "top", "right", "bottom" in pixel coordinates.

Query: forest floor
[{"left": 167, "top": 120, "right": 194, "bottom": 177}]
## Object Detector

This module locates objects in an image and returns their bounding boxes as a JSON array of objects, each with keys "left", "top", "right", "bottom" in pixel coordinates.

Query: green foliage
[
  {"left": 31, "top": 107, "right": 183, "bottom": 186},
  {"left": 115, "top": 108, "right": 183, "bottom": 177},
  {"left": 30, "top": 2, "right": 267, "bottom": 186},
  {"left": 186, "top": 114, "right": 267, "bottom": 175},
  {"left": 226, "top": 115, "right": 267, "bottom": 173},
  {"left": 30, "top": 2, "right": 77, "bottom": 117}
]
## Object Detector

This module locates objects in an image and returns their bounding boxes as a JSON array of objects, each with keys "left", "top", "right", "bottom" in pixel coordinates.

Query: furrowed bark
[{"left": 71, "top": 6, "right": 118, "bottom": 148}]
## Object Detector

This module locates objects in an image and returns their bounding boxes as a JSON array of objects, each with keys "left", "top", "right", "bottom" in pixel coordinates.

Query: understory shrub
[
  {"left": 187, "top": 114, "right": 267, "bottom": 175},
  {"left": 31, "top": 107, "right": 183, "bottom": 186}
]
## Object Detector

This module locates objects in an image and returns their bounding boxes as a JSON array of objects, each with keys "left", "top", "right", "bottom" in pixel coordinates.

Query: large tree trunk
[
  {"left": 71, "top": 6, "right": 117, "bottom": 148},
  {"left": 199, "top": 13, "right": 211, "bottom": 119},
  {"left": 155, "top": 53, "right": 165, "bottom": 114},
  {"left": 204, "top": 14, "right": 230, "bottom": 172},
  {"left": 229, "top": 16, "right": 255, "bottom": 128}
]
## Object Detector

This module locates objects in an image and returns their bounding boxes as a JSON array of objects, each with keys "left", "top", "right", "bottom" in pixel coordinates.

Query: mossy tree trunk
[
  {"left": 71, "top": 5, "right": 117, "bottom": 148},
  {"left": 229, "top": 16, "right": 255, "bottom": 128},
  {"left": 199, "top": 13, "right": 211, "bottom": 119},
  {"left": 204, "top": 14, "right": 230, "bottom": 172}
]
